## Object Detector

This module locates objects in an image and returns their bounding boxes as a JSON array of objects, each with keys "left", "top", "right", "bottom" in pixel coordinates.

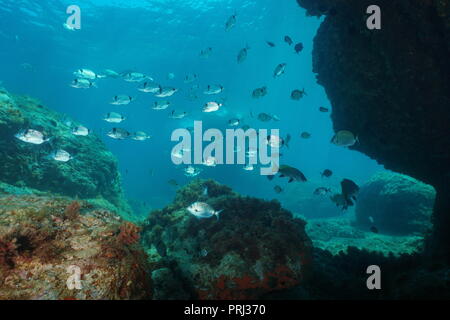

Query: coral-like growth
[
  {"left": 0, "top": 194, "right": 151, "bottom": 300},
  {"left": 142, "top": 179, "right": 312, "bottom": 300},
  {"left": 118, "top": 222, "right": 141, "bottom": 246}
]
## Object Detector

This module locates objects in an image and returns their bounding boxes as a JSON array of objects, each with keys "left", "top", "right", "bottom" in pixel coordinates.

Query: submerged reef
[
  {"left": 296, "top": 0, "right": 450, "bottom": 260},
  {"left": 0, "top": 195, "right": 151, "bottom": 300},
  {"left": 142, "top": 180, "right": 312, "bottom": 300},
  {"left": 0, "top": 88, "right": 132, "bottom": 219},
  {"left": 355, "top": 172, "right": 435, "bottom": 235}
]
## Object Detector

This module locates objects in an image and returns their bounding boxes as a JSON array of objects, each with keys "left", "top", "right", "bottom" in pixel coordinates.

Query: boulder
[
  {"left": 355, "top": 172, "right": 435, "bottom": 235},
  {"left": 142, "top": 180, "right": 312, "bottom": 300}
]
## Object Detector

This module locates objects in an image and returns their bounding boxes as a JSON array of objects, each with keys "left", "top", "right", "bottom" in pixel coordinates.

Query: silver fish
[
  {"left": 273, "top": 63, "right": 287, "bottom": 78},
  {"left": 73, "top": 68, "right": 97, "bottom": 80},
  {"left": 15, "top": 129, "right": 50, "bottom": 145},
  {"left": 103, "top": 112, "right": 126, "bottom": 123},
  {"left": 70, "top": 78, "right": 96, "bottom": 89},
  {"left": 48, "top": 149, "right": 73, "bottom": 162},
  {"left": 155, "top": 86, "right": 178, "bottom": 98},
  {"left": 111, "top": 95, "right": 134, "bottom": 105},
  {"left": 187, "top": 202, "right": 222, "bottom": 219},
  {"left": 203, "top": 101, "right": 222, "bottom": 113},
  {"left": 204, "top": 85, "right": 224, "bottom": 95},
  {"left": 153, "top": 101, "right": 170, "bottom": 110},
  {"left": 72, "top": 126, "right": 90, "bottom": 136},
  {"left": 123, "top": 72, "right": 150, "bottom": 82},
  {"left": 107, "top": 128, "right": 131, "bottom": 140},
  {"left": 138, "top": 81, "right": 161, "bottom": 93},
  {"left": 132, "top": 131, "right": 151, "bottom": 141}
]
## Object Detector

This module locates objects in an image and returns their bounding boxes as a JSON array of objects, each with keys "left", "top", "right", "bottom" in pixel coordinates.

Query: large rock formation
[
  {"left": 355, "top": 172, "right": 435, "bottom": 235},
  {"left": 296, "top": 0, "right": 450, "bottom": 259},
  {"left": 0, "top": 88, "right": 132, "bottom": 218},
  {"left": 0, "top": 195, "right": 151, "bottom": 300},
  {"left": 142, "top": 180, "right": 312, "bottom": 300}
]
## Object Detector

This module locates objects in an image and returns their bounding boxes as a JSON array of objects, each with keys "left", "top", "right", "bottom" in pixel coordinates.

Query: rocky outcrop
[
  {"left": 296, "top": 0, "right": 450, "bottom": 259},
  {"left": 355, "top": 172, "right": 435, "bottom": 235},
  {"left": 0, "top": 195, "right": 151, "bottom": 300},
  {"left": 142, "top": 180, "right": 312, "bottom": 300},
  {"left": 0, "top": 88, "right": 132, "bottom": 218}
]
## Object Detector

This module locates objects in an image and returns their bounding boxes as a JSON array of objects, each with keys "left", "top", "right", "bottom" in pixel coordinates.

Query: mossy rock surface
[
  {"left": 355, "top": 172, "right": 435, "bottom": 235},
  {"left": 0, "top": 88, "right": 132, "bottom": 218},
  {"left": 142, "top": 179, "right": 313, "bottom": 300},
  {"left": 0, "top": 194, "right": 151, "bottom": 300}
]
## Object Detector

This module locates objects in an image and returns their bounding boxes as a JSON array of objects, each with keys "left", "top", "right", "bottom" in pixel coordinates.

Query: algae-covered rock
[
  {"left": 142, "top": 180, "right": 312, "bottom": 300},
  {"left": 0, "top": 88, "right": 132, "bottom": 218},
  {"left": 355, "top": 172, "right": 435, "bottom": 235},
  {"left": 0, "top": 195, "right": 151, "bottom": 300}
]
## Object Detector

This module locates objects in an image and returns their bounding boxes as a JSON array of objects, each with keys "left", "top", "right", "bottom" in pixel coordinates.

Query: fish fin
[
  {"left": 288, "top": 178, "right": 294, "bottom": 183},
  {"left": 279, "top": 174, "right": 285, "bottom": 178}
]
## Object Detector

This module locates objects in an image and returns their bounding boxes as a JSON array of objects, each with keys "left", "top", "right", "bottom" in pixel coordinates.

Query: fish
[
  {"left": 72, "top": 126, "right": 90, "bottom": 136},
  {"left": 203, "top": 101, "right": 222, "bottom": 113},
  {"left": 340, "top": 178, "right": 360, "bottom": 209},
  {"left": 200, "top": 47, "right": 213, "bottom": 58},
  {"left": 266, "top": 41, "right": 276, "bottom": 47},
  {"left": 319, "top": 106, "right": 329, "bottom": 113},
  {"left": 294, "top": 42, "right": 304, "bottom": 54},
  {"left": 187, "top": 202, "right": 222, "bottom": 220},
  {"left": 370, "top": 226, "right": 379, "bottom": 234},
  {"left": 284, "top": 36, "right": 293, "bottom": 45},
  {"left": 331, "top": 130, "right": 358, "bottom": 147},
  {"left": 291, "top": 89, "right": 307, "bottom": 100},
  {"left": 132, "top": 131, "right": 151, "bottom": 141},
  {"left": 267, "top": 175, "right": 275, "bottom": 181},
  {"left": 169, "top": 110, "right": 188, "bottom": 119},
  {"left": 123, "top": 72, "right": 149, "bottom": 82},
  {"left": 153, "top": 101, "right": 170, "bottom": 110},
  {"left": 184, "top": 165, "right": 202, "bottom": 177},
  {"left": 273, "top": 63, "right": 287, "bottom": 78},
  {"left": 167, "top": 73, "right": 175, "bottom": 80},
  {"left": 70, "top": 78, "right": 96, "bottom": 89},
  {"left": 300, "top": 132, "right": 311, "bottom": 139},
  {"left": 138, "top": 82, "right": 161, "bottom": 93},
  {"left": 103, "top": 112, "right": 126, "bottom": 123},
  {"left": 225, "top": 14, "right": 237, "bottom": 31},
  {"left": 228, "top": 118, "right": 240, "bottom": 126},
  {"left": 107, "top": 128, "right": 131, "bottom": 140},
  {"left": 204, "top": 85, "right": 224, "bottom": 95},
  {"left": 73, "top": 68, "right": 98, "bottom": 80},
  {"left": 184, "top": 74, "right": 198, "bottom": 83},
  {"left": 278, "top": 165, "right": 307, "bottom": 182},
  {"left": 274, "top": 185, "right": 283, "bottom": 194},
  {"left": 111, "top": 95, "right": 134, "bottom": 105},
  {"left": 155, "top": 86, "right": 178, "bottom": 98},
  {"left": 243, "top": 164, "right": 254, "bottom": 171},
  {"left": 237, "top": 45, "right": 250, "bottom": 64},
  {"left": 252, "top": 86, "right": 267, "bottom": 99},
  {"left": 314, "top": 187, "right": 332, "bottom": 196},
  {"left": 330, "top": 194, "right": 348, "bottom": 210},
  {"left": 321, "top": 169, "right": 333, "bottom": 178},
  {"left": 47, "top": 149, "right": 73, "bottom": 162},
  {"left": 172, "top": 147, "right": 190, "bottom": 160},
  {"left": 257, "top": 113, "right": 279, "bottom": 122},
  {"left": 266, "top": 135, "right": 285, "bottom": 148},
  {"left": 203, "top": 156, "right": 217, "bottom": 167},
  {"left": 168, "top": 179, "right": 178, "bottom": 187},
  {"left": 100, "top": 69, "right": 120, "bottom": 78},
  {"left": 15, "top": 129, "right": 50, "bottom": 145}
]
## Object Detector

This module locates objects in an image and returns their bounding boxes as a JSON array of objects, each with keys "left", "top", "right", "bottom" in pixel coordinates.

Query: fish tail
[{"left": 215, "top": 210, "right": 223, "bottom": 221}]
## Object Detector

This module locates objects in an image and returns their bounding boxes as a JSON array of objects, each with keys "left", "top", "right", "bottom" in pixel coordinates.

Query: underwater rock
[
  {"left": 142, "top": 180, "right": 312, "bottom": 300},
  {"left": 0, "top": 195, "right": 151, "bottom": 300},
  {"left": 0, "top": 88, "right": 132, "bottom": 219},
  {"left": 296, "top": 0, "right": 450, "bottom": 259},
  {"left": 355, "top": 172, "right": 435, "bottom": 235}
]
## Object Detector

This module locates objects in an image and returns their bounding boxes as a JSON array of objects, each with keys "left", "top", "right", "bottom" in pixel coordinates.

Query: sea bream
[
  {"left": 122, "top": 72, "right": 150, "bottom": 82},
  {"left": 153, "top": 101, "right": 170, "bottom": 110},
  {"left": 70, "top": 78, "right": 96, "bottom": 89},
  {"left": 187, "top": 202, "right": 222, "bottom": 220},
  {"left": 203, "top": 101, "right": 222, "bottom": 113},
  {"left": 225, "top": 14, "right": 237, "bottom": 31},
  {"left": 47, "top": 149, "right": 73, "bottom": 162},
  {"left": 15, "top": 129, "right": 50, "bottom": 145},
  {"left": 107, "top": 128, "right": 131, "bottom": 140},
  {"left": 138, "top": 82, "right": 161, "bottom": 93},
  {"left": 331, "top": 130, "right": 358, "bottom": 147},
  {"left": 155, "top": 86, "right": 178, "bottom": 98},
  {"left": 73, "top": 68, "right": 98, "bottom": 80},
  {"left": 184, "top": 165, "right": 202, "bottom": 177},
  {"left": 273, "top": 63, "right": 287, "bottom": 78},
  {"left": 132, "top": 131, "right": 151, "bottom": 141},
  {"left": 237, "top": 45, "right": 250, "bottom": 63},
  {"left": 204, "top": 85, "right": 224, "bottom": 95},
  {"left": 277, "top": 165, "right": 307, "bottom": 182},
  {"left": 103, "top": 112, "right": 126, "bottom": 123},
  {"left": 184, "top": 74, "right": 198, "bottom": 83},
  {"left": 111, "top": 95, "right": 134, "bottom": 105},
  {"left": 72, "top": 126, "right": 90, "bottom": 136}
]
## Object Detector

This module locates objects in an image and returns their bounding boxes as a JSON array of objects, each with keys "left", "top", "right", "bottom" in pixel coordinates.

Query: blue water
[{"left": 0, "top": 0, "right": 385, "bottom": 211}]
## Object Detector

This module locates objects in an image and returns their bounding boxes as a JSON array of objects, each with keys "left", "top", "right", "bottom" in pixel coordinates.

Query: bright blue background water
[{"left": 0, "top": 0, "right": 385, "bottom": 212}]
